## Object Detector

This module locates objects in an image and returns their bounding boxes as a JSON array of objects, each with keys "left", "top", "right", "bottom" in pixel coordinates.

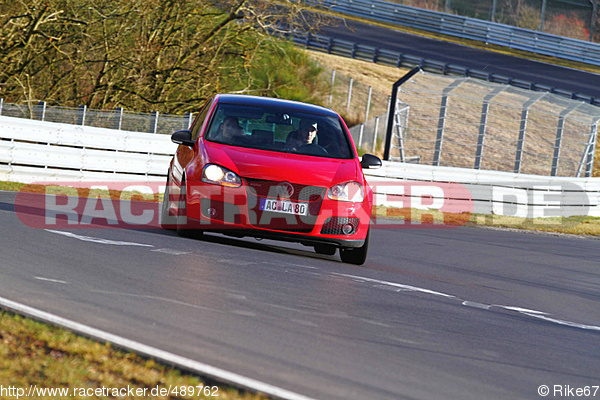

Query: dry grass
[
  {"left": 0, "top": 311, "right": 265, "bottom": 400},
  {"left": 309, "top": 50, "right": 409, "bottom": 95}
]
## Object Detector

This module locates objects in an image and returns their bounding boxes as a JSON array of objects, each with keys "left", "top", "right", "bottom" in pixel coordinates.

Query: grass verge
[
  {"left": 0, "top": 310, "right": 265, "bottom": 400},
  {"left": 374, "top": 205, "right": 600, "bottom": 237}
]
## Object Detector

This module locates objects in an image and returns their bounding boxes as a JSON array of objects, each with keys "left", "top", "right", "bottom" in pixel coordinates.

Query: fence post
[
  {"left": 394, "top": 109, "right": 406, "bottom": 162},
  {"left": 514, "top": 93, "right": 544, "bottom": 173},
  {"left": 365, "top": 86, "right": 372, "bottom": 123},
  {"left": 38, "top": 101, "right": 47, "bottom": 121},
  {"left": 372, "top": 116, "right": 380, "bottom": 153},
  {"left": 384, "top": 67, "right": 420, "bottom": 161},
  {"left": 434, "top": 79, "right": 465, "bottom": 166},
  {"left": 185, "top": 112, "right": 194, "bottom": 129},
  {"left": 114, "top": 107, "right": 124, "bottom": 130},
  {"left": 358, "top": 124, "right": 364, "bottom": 151},
  {"left": 514, "top": 108, "right": 529, "bottom": 174},
  {"left": 77, "top": 105, "right": 87, "bottom": 126},
  {"left": 346, "top": 78, "right": 353, "bottom": 115},
  {"left": 551, "top": 103, "right": 581, "bottom": 176},
  {"left": 329, "top": 69, "right": 336, "bottom": 106},
  {"left": 149, "top": 111, "right": 159, "bottom": 134},
  {"left": 0, "top": 98, "right": 3, "bottom": 116},
  {"left": 475, "top": 86, "right": 505, "bottom": 169},
  {"left": 539, "top": 0, "right": 547, "bottom": 32},
  {"left": 578, "top": 118, "right": 599, "bottom": 177}
]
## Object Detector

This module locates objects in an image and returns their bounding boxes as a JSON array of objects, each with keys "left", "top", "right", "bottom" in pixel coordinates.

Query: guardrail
[
  {"left": 289, "top": 31, "right": 600, "bottom": 106},
  {"left": 310, "top": 0, "right": 600, "bottom": 67},
  {"left": 365, "top": 162, "right": 600, "bottom": 218},
  {"left": 0, "top": 116, "right": 175, "bottom": 184},
  {"left": 1, "top": 115, "right": 598, "bottom": 217}
]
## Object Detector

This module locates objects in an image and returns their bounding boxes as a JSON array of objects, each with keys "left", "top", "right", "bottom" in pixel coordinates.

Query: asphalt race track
[
  {"left": 316, "top": 18, "right": 600, "bottom": 101},
  {"left": 2, "top": 190, "right": 599, "bottom": 399}
]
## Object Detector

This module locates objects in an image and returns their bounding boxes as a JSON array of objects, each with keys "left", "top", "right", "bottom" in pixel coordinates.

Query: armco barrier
[
  {"left": 1, "top": 116, "right": 598, "bottom": 217},
  {"left": 311, "top": 0, "right": 600, "bottom": 67},
  {"left": 364, "top": 162, "right": 600, "bottom": 218},
  {"left": 0, "top": 116, "right": 176, "bottom": 184}
]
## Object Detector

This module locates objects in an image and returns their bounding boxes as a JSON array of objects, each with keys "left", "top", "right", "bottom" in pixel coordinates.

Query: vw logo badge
[{"left": 276, "top": 181, "right": 294, "bottom": 198}]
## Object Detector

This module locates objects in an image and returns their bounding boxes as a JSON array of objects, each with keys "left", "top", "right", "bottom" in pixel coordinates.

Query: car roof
[{"left": 215, "top": 94, "right": 339, "bottom": 118}]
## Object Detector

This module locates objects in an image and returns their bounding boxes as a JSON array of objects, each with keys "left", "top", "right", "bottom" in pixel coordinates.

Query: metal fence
[
  {"left": 290, "top": 32, "right": 600, "bottom": 106},
  {"left": 0, "top": 99, "right": 192, "bottom": 135},
  {"left": 384, "top": 68, "right": 599, "bottom": 177},
  {"left": 315, "top": 63, "right": 391, "bottom": 125},
  {"left": 309, "top": 0, "right": 600, "bottom": 66}
]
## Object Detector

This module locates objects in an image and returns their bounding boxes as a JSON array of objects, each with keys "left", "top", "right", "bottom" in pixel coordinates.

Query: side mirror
[
  {"left": 171, "top": 130, "right": 195, "bottom": 147},
  {"left": 360, "top": 153, "right": 382, "bottom": 169}
]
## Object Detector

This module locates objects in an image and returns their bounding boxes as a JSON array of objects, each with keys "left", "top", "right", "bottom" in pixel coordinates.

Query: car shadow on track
[{"left": 148, "top": 227, "right": 342, "bottom": 263}]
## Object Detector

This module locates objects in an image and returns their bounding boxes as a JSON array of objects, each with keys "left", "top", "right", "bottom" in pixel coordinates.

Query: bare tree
[{"left": 0, "top": 0, "right": 329, "bottom": 113}]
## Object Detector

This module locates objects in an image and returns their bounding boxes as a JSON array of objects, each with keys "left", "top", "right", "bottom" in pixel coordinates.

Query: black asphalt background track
[
  {"left": 316, "top": 18, "right": 600, "bottom": 100},
  {"left": 2, "top": 190, "right": 600, "bottom": 400}
]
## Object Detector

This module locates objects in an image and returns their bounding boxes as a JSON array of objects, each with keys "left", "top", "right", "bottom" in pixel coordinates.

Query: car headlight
[
  {"left": 201, "top": 164, "right": 242, "bottom": 188},
  {"left": 328, "top": 181, "right": 364, "bottom": 202}
]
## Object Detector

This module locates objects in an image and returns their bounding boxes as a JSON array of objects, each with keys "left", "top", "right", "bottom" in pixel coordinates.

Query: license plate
[{"left": 260, "top": 198, "right": 308, "bottom": 216}]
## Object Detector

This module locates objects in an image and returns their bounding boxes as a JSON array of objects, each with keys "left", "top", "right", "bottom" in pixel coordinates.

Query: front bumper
[{"left": 182, "top": 181, "right": 371, "bottom": 248}]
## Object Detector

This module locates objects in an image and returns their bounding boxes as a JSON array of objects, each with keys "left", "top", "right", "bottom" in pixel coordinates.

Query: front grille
[
  {"left": 245, "top": 178, "right": 325, "bottom": 202},
  {"left": 244, "top": 178, "right": 324, "bottom": 232},
  {"left": 320, "top": 217, "right": 360, "bottom": 235}
]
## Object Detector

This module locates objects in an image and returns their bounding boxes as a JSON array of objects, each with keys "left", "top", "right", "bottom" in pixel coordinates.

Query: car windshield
[{"left": 205, "top": 103, "right": 354, "bottom": 159}]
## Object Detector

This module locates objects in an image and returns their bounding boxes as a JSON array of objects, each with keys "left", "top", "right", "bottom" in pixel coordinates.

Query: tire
[
  {"left": 160, "top": 176, "right": 177, "bottom": 230},
  {"left": 340, "top": 227, "right": 370, "bottom": 265},
  {"left": 176, "top": 177, "right": 203, "bottom": 239},
  {"left": 314, "top": 243, "right": 337, "bottom": 256}
]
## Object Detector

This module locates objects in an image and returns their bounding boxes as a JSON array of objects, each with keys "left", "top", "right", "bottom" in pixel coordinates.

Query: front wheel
[
  {"left": 160, "top": 175, "right": 177, "bottom": 230},
  {"left": 176, "top": 177, "right": 203, "bottom": 239},
  {"left": 340, "top": 227, "right": 370, "bottom": 265}
]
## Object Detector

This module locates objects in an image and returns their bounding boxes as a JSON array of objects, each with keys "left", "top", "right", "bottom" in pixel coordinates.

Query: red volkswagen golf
[{"left": 161, "top": 94, "right": 381, "bottom": 265}]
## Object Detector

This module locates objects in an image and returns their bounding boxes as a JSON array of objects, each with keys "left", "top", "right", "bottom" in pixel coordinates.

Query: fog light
[
  {"left": 342, "top": 224, "right": 354, "bottom": 235},
  {"left": 207, "top": 207, "right": 218, "bottom": 217}
]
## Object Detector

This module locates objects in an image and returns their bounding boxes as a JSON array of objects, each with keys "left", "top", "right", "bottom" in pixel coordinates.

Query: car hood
[{"left": 203, "top": 143, "right": 360, "bottom": 186}]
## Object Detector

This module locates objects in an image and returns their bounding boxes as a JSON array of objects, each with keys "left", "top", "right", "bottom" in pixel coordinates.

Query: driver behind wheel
[{"left": 285, "top": 119, "right": 318, "bottom": 151}]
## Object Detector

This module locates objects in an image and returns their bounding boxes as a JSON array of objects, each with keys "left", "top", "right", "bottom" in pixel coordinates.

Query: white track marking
[
  {"left": 34, "top": 277, "right": 68, "bottom": 284},
  {"left": 497, "top": 306, "right": 600, "bottom": 331},
  {"left": 0, "top": 296, "right": 318, "bottom": 400},
  {"left": 45, "top": 229, "right": 154, "bottom": 247},
  {"left": 332, "top": 273, "right": 456, "bottom": 299},
  {"left": 499, "top": 306, "right": 548, "bottom": 315},
  {"left": 332, "top": 273, "right": 600, "bottom": 332}
]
